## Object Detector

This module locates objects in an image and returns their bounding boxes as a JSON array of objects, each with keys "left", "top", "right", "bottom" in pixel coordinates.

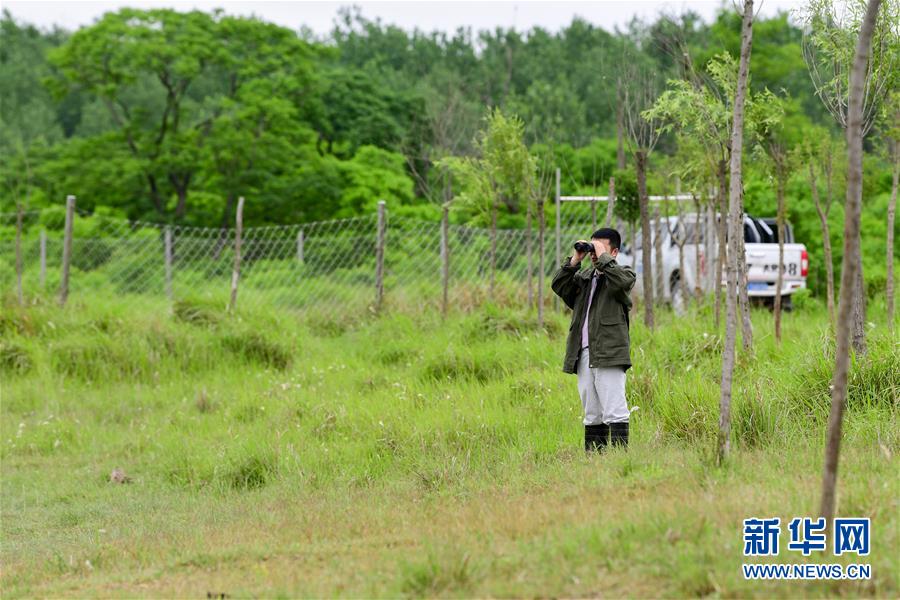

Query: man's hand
[
  {"left": 593, "top": 239, "right": 611, "bottom": 257},
  {"left": 571, "top": 240, "right": 591, "bottom": 265}
]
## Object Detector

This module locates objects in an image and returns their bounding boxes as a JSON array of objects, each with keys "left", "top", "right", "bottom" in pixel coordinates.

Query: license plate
[{"left": 747, "top": 282, "right": 768, "bottom": 291}]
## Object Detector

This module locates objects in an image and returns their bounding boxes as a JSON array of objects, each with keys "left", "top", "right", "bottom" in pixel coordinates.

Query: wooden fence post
[
  {"left": 375, "top": 200, "right": 386, "bottom": 311},
  {"left": 164, "top": 226, "right": 173, "bottom": 301},
  {"left": 606, "top": 176, "right": 616, "bottom": 227},
  {"left": 441, "top": 204, "right": 449, "bottom": 318},
  {"left": 15, "top": 203, "right": 23, "bottom": 305},
  {"left": 297, "top": 229, "right": 304, "bottom": 263},
  {"left": 228, "top": 196, "right": 244, "bottom": 312},
  {"left": 554, "top": 167, "right": 561, "bottom": 311},
  {"left": 39, "top": 229, "right": 47, "bottom": 288},
  {"left": 59, "top": 195, "right": 75, "bottom": 307}
]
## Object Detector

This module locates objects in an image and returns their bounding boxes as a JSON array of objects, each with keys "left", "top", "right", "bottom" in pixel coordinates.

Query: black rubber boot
[
  {"left": 609, "top": 421, "right": 629, "bottom": 448},
  {"left": 584, "top": 423, "right": 609, "bottom": 453}
]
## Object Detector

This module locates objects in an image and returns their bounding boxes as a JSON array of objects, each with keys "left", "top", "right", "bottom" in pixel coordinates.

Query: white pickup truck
[{"left": 616, "top": 213, "right": 808, "bottom": 311}]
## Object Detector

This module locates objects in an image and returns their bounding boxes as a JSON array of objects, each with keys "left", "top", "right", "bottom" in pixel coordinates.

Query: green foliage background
[{"left": 1, "top": 5, "right": 897, "bottom": 298}]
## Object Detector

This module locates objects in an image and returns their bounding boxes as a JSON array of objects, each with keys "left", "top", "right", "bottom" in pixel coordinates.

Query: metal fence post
[
  {"left": 375, "top": 200, "right": 386, "bottom": 311},
  {"left": 59, "top": 195, "right": 75, "bottom": 307},
  {"left": 228, "top": 196, "right": 244, "bottom": 312},
  {"left": 554, "top": 167, "right": 561, "bottom": 311}
]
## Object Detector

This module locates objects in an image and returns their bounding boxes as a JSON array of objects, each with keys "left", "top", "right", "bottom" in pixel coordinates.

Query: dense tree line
[{"left": 0, "top": 6, "right": 896, "bottom": 298}]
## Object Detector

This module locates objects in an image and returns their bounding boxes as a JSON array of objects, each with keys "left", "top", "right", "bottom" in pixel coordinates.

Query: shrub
[
  {"left": 225, "top": 452, "right": 277, "bottom": 490},
  {"left": 220, "top": 330, "right": 291, "bottom": 371},
  {"left": 173, "top": 298, "right": 222, "bottom": 326},
  {"left": 790, "top": 288, "right": 815, "bottom": 311},
  {"left": 0, "top": 341, "right": 32, "bottom": 375}
]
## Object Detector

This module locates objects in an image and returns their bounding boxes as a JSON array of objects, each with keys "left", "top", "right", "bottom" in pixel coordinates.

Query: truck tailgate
[{"left": 745, "top": 243, "right": 805, "bottom": 281}]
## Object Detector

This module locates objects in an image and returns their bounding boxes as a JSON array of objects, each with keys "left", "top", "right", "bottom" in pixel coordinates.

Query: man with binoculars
[{"left": 551, "top": 228, "right": 636, "bottom": 453}]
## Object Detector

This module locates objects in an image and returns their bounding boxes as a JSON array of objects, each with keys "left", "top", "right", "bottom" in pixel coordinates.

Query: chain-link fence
[
  {"left": 0, "top": 203, "right": 580, "bottom": 315},
  {"left": 1, "top": 188, "right": 716, "bottom": 315}
]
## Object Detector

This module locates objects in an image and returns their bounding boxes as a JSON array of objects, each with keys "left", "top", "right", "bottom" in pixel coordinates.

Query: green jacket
[{"left": 551, "top": 252, "right": 637, "bottom": 374}]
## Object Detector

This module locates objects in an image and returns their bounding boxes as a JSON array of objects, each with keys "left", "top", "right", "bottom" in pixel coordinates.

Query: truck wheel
[{"left": 782, "top": 295, "right": 793, "bottom": 312}]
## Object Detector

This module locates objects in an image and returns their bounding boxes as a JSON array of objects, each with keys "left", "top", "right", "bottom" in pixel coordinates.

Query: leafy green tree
[
  {"left": 47, "top": 9, "right": 320, "bottom": 222},
  {"left": 441, "top": 108, "right": 533, "bottom": 292},
  {"left": 749, "top": 89, "right": 796, "bottom": 341},
  {"left": 800, "top": 0, "right": 900, "bottom": 354},
  {"left": 877, "top": 90, "right": 899, "bottom": 331}
]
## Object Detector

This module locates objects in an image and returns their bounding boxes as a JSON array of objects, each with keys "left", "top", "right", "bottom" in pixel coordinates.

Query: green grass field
[{"left": 1, "top": 292, "right": 897, "bottom": 598}]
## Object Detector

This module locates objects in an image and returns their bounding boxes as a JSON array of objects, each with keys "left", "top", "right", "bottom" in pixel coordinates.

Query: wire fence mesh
[
  {"left": 0, "top": 193, "right": 724, "bottom": 316},
  {"left": 2, "top": 204, "right": 612, "bottom": 314}
]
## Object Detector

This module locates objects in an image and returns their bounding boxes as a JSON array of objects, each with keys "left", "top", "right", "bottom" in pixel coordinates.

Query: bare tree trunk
[
  {"left": 716, "top": 161, "right": 728, "bottom": 329},
  {"left": 821, "top": 0, "right": 882, "bottom": 527},
  {"left": 636, "top": 150, "right": 654, "bottom": 329},
  {"left": 738, "top": 217, "right": 754, "bottom": 351},
  {"left": 719, "top": 0, "right": 754, "bottom": 466},
  {"left": 775, "top": 175, "right": 786, "bottom": 344},
  {"left": 888, "top": 154, "right": 898, "bottom": 334},
  {"left": 852, "top": 261, "right": 867, "bottom": 354},
  {"left": 809, "top": 161, "right": 836, "bottom": 325}
]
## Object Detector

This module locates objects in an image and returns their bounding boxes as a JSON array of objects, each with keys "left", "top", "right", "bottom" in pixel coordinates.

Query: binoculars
[{"left": 573, "top": 241, "right": 595, "bottom": 254}]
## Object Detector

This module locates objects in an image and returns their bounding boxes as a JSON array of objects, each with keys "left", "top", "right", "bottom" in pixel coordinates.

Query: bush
[
  {"left": 0, "top": 341, "right": 32, "bottom": 375},
  {"left": 71, "top": 238, "right": 116, "bottom": 272},
  {"left": 790, "top": 288, "right": 814, "bottom": 312},
  {"left": 225, "top": 451, "right": 277, "bottom": 490},
  {"left": 220, "top": 330, "right": 291, "bottom": 371},
  {"left": 173, "top": 298, "right": 222, "bottom": 326}
]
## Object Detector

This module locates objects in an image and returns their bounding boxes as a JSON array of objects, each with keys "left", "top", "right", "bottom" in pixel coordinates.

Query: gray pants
[{"left": 576, "top": 347, "right": 629, "bottom": 425}]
